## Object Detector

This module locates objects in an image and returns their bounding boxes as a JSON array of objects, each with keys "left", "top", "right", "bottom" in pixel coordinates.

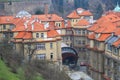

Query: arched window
[{"left": 50, "top": 53, "right": 53, "bottom": 60}]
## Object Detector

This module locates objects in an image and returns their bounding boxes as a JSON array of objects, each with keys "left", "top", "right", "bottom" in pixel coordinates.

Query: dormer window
[
  {"left": 36, "top": 33, "right": 39, "bottom": 38},
  {"left": 41, "top": 33, "right": 44, "bottom": 38},
  {"left": 3, "top": 25, "right": 6, "bottom": 29}
]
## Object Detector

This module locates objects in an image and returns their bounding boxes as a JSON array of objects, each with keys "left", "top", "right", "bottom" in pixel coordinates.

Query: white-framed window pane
[
  {"left": 36, "top": 54, "right": 46, "bottom": 60},
  {"left": 36, "top": 43, "right": 45, "bottom": 50},
  {"left": 36, "top": 33, "right": 39, "bottom": 38}
]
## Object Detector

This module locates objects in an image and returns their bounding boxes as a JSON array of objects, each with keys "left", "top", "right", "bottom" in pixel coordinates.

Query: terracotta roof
[
  {"left": 74, "top": 19, "right": 89, "bottom": 26},
  {"left": 66, "top": 20, "right": 72, "bottom": 28},
  {"left": 87, "top": 23, "right": 99, "bottom": 31},
  {"left": 32, "top": 14, "right": 63, "bottom": 21},
  {"left": 14, "top": 32, "right": 26, "bottom": 39},
  {"left": 114, "top": 28, "right": 120, "bottom": 35},
  {"left": 12, "top": 26, "right": 26, "bottom": 32},
  {"left": 47, "top": 21, "right": 55, "bottom": 30},
  {"left": 27, "top": 22, "right": 45, "bottom": 31},
  {"left": 67, "top": 8, "right": 93, "bottom": 18},
  {"left": 88, "top": 33, "right": 95, "bottom": 39},
  {"left": 96, "top": 33, "right": 111, "bottom": 41},
  {"left": 23, "top": 32, "right": 32, "bottom": 39},
  {"left": 14, "top": 31, "right": 32, "bottom": 39},
  {"left": 47, "top": 30, "right": 59, "bottom": 38},
  {"left": 113, "top": 38, "right": 120, "bottom": 47},
  {"left": 94, "top": 21, "right": 116, "bottom": 33},
  {"left": 67, "top": 11, "right": 80, "bottom": 18},
  {"left": 61, "top": 21, "right": 65, "bottom": 28},
  {"left": 0, "top": 16, "right": 14, "bottom": 24},
  {"left": 88, "top": 15, "right": 117, "bottom": 33}
]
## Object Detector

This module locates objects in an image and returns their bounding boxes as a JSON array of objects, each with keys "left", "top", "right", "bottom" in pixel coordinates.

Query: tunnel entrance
[
  {"left": 62, "top": 53, "right": 78, "bottom": 65},
  {"left": 62, "top": 47, "right": 78, "bottom": 67}
]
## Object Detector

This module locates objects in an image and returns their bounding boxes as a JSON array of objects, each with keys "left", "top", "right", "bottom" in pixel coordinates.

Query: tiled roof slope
[{"left": 67, "top": 8, "right": 93, "bottom": 18}]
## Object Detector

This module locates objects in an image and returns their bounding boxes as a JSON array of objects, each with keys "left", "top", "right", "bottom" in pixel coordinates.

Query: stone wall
[{"left": 4, "top": 0, "right": 52, "bottom": 15}]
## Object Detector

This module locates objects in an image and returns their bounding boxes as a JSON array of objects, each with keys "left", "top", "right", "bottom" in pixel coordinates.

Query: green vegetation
[
  {"left": 0, "top": 60, "right": 19, "bottom": 80},
  {"left": 0, "top": 60, "right": 44, "bottom": 80},
  {"left": 0, "top": 39, "right": 70, "bottom": 80}
]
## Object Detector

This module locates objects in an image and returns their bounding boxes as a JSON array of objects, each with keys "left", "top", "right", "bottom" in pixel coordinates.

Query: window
[
  {"left": 36, "top": 33, "right": 39, "bottom": 38},
  {"left": 36, "top": 43, "right": 45, "bottom": 50},
  {"left": 10, "top": 33, "right": 13, "bottom": 37},
  {"left": 107, "top": 44, "right": 112, "bottom": 51},
  {"left": 114, "top": 48, "right": 119, "bottom": 55},
  {"left": 78, "top": 40, "right": 81, "bottom": 44},
  {"left": 36, "top": 54, "right": 46, "bottom": 60},
  {"left": 50, "top": 53, "right": 53, "bottom": 60},
  {"left": 50, "top": 43, "right": 53, "bottom": 49},
  {"left": 56, "top": 23, "right": 61, "bottom": 27},
  {"left": 3, "top": 25, "right": 6, "bottom": 29},
  {"left": 78, "top": 30, "right": 81, "bottom": 35},
  {"left": 73, "top": 19, "right": 74, "bottom": 22},
  {"left": 41, "top": 33, "right": 44, "bottom": 38},
  {"left": 58, "top": 23, "right": 60, "bottom": 27},
  {"left": 82, "top": 40, "right": 86, "bottom": 45},
  {"left": 82, "top": 30, "right": 86, "bottom": 35}
]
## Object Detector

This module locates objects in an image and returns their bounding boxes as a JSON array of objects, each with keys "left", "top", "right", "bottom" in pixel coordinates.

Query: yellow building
[
  {"left": 12, "top": 19, "right": 62, "bottom": 64},
  {"left": 0, "top": 16, "right": 15, "bottom": 40},
  {"left": 62, "top": 8, "right": 93, "bottom": 63},
  {"left": 87, "top": 12, "right": 120, "bottom": 80}
]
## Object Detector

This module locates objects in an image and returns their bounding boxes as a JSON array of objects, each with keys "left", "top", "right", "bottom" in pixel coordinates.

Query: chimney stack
[{"left": 44, "top": 3, "right": 49, "bottom": 15}]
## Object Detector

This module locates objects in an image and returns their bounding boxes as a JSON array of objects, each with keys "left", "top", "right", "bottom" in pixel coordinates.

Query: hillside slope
[{"left": 0, "top": 60, "right": 19, "bottom": 80}]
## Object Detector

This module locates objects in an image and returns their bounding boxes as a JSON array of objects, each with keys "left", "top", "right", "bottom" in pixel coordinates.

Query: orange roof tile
[
  {"left": 61, "top": 21, "right": 65, "bottom": 28},
  {"left": 94, "top": 21, "right": 116, "bottom": 33},
  {"left": 113, "top": 39, "right": 120, "bottom": 47},
  {"left": 96, "top": 33, "right": 111, "bottom": 41},
  {"left": 23, "top": 32, "right": 32, "bottom": 39},
  {"left": 114, "top": 28, "right": 120, "bottom": 35},
  {"left": 27, "top": 22, "right": 45, "bottom": 31},
  {"left": 12, "top": 26, "right": 26, "bottom": 32},
  {"left": 88, "top": 33, "right": 95, "bottom": 39},
  {"left": 87, "top": 23, "right": 99, "bottom": 31},
  {"left": 47, "top": 30, "right": 59, "bottom": 38},
  {"left": 74, "top": 19, "right": 89, "bottom": 26},
  {"left": 0, "top": 16, "right": 14, "bottom": 24},
  {"left": 67, "top": 11, "right": 80, "bottom": 18},
  {"left": 66, "top": 20, "right": 72, "bottom": 28},
  {"left": 32, "top": 14, "right": 63, "bottom": 21},
  {"left": 47, "top": 21, "right": 55, "bottom": 30},
  {"left": 14, "top": 31, "right": 32, "bottom": 39},
  {"left": 14, "top": 32, "right": 26, "bottom": 39}
]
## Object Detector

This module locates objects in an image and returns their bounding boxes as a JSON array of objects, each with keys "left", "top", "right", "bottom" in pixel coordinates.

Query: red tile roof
[
  {"left": 14, "top": 31, "right": 32, "bottom": 39},
  {"left": 96, "top": 33, "right": 111, "bottom": 41},
  {"left": 47, "top": 30, "right": 59, "bottom": 38},
  {"left": 114, "top": 28, "right": 120, "bottom": 35},
  {"left": 67, "top": 11, "right": 80, "bottom": 18},
  {"left": 14, "top": 32, "right": 26, "bottom": 39},
  {"left": 66, "top": 20, "right": 72, "bottom": 28},
  {"left": 32, "top": 14, "right": 63, "bottom": 21},
  {"left": 27, "top": 22, "right": 45, "bottom": 31},
  {"left": 23, "top": 32, "right": 32, "bottom": 39},
  {"left": 12, "top": 26, "right": 26, "bottom": 32},
  {"left": 113, "top": 39, "right": 120, "bottom": 47},
  {"left": 88, "top": 33, "right": 95, "bottom": 39},
  {"left": 67, "top": 8, "right": 93, "bottom": 18},
  {"left": 74, "top": 19, "right": 89, "bottom": 26},
  {"left": 0, "top": 16, "right": 14, "bottom": 24}
]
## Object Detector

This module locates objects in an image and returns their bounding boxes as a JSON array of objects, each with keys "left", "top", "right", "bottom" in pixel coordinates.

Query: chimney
[
  {"left": 31, "top": 24, "right": 34, "bottom": 30},
  {"left": 44, "top": 3, "right": 49, "bottom": 15}
]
